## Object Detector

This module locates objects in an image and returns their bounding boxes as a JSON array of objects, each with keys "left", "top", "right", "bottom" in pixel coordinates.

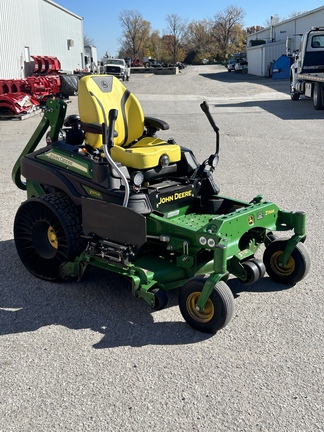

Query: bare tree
[
  {"left": 211, "top": 5, "right": 245, "bottom": 60},
  {"left": 287, "top": 11, "right": 307, "bottom": 18},
  {"left": 118, "top": 10, "right": 152, "bottom": 59},
  {"left": 163, "top": 14, "right": 187, "bottom": 64},
  {"left": 116, "top": 6, "right": 249, "bottom": 64},
  {"left": 264, "top": 14, "right": 281, "bottom": 27},
  {"left": 84, "top": 34, "right": 95, "bottom": 46}
]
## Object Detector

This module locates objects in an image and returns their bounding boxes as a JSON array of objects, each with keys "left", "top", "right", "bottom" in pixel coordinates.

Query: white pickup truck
[
  {"left": 103, "top": 58, "right": 130, "bottom": 81},
  {"left": 290, "top": 27, "right": 324, "bottom": 109}
]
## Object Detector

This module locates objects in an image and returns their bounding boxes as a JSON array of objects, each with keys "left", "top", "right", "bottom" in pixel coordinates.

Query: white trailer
[
  {"left": 84, "top": 45, "right": 98, "bottom": 73},
  {"left": 290, "top": 27, "right": 324, "bottom": 109}
]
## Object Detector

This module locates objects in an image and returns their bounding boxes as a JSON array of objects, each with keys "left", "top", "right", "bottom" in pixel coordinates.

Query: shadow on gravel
[
  {"left": 1, "top": 238, "right": 295, "bottom": 348},
  {"left": 228, "top": 277, "right": 295, "bottom": 297},
  {"left": 0, "top": 239, "right": 212, "bottom": 347},
  {"left": 200, "top": 71, "right": 288, "bottom": 90},
  {"left": 213, "top": 99, "right": 323, "bottom": 120},
  {"left": 200, "top": 71, "right": 323, "bottom": 120}
]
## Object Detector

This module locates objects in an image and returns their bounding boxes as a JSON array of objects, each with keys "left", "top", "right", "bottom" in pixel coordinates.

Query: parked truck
[
  {"left": 290, "top": 26, "right": 324, "bottom": 109},
  {"left": 143, "top": 56, "right": 162, "bottom": 68},
  {"left": 103, "top": 58, "right": 130, "bottom": 81}
]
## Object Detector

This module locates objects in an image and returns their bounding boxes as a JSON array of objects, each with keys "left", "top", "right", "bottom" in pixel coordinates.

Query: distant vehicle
[
  {"left": 175, "top": 62, "right": 186, "bottom": 70},
  {"left": 234, "top": 59, "right": 248, "bottom": 73},
  {"left": 290, "top": 26, "right": 324, "bottom": 109},
  {"left": 131, "top": 58, "right": 143, "bottom": 67},
  {"left": 84, "top": 45, "right": 98, "bottom": 73},
  {"left": 143, "top": 56, "right": 162, "bottom": 68},
  {"left": 227, "top": 59, "right": 236, "bottom": 71},
  {"left": 103, "top": 58, "right": 130, "bottom": 81}
]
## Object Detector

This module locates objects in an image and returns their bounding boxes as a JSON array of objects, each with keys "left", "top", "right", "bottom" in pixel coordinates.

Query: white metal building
[
  {"left": 246, "top": 6, "right": 324, "bottom": 76},
  {"left": 0, "top": 0, "right": 84, "bottom": 79}
]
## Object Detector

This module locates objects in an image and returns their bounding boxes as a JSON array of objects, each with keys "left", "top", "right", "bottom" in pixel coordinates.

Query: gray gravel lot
[{"left": 1, "top": 65, "right": 323, "bottom": 431}]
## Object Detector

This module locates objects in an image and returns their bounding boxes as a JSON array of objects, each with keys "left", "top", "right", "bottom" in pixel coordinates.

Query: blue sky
[{"left": 55, "top": 0, "right": 324, "bottom": 58}]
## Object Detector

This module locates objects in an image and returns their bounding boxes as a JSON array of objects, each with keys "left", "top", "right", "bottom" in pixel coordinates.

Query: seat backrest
[{"left": 78, "top": 75, "right": 144, "bottom": 149}]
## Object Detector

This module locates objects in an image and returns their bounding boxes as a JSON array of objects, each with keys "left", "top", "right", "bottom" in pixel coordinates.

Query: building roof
[
  {"left": 44, "top": 0, "right": 83, "bottom": 21},
  {"left": 247, "top": 5, "right": 324, "bottom": 39}
]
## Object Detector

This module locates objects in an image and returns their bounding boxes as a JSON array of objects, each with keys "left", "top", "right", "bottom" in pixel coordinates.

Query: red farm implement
[{"left": 0, "top": 56, "right": 77, "bottom": 117}]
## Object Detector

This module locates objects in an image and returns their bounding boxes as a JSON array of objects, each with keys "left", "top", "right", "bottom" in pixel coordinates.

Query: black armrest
[
  {"left": 144, "top": 116, "right": 169, "bottom": 131},
  {"left": 81, "top": 122, "right": 118, "bottom": 137}
]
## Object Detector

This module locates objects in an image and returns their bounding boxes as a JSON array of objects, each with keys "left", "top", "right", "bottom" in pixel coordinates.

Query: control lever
[
  {"left": 107, "top": 109, "right": 118, "bottom": 149},
  {"left": 200, "top": 101, "right": 220, "bottom": 157}
]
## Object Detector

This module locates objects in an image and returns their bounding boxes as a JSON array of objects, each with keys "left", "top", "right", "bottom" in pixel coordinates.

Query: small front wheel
[
  {"left": 150, "top": 287, "right": 168, "bottom": 311},
  {"left": 263, "top": 240, "right": 310, "bottom": 285},
  {"left": 179, "top": 276, "right": 234, "bottom": 333}
]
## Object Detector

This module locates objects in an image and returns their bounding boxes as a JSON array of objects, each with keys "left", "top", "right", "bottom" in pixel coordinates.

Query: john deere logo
[
  {"left": 158, "top": 189, "right": 192, "bottom": 205},
  {"left": 248, "top": 215, "right": 255, "bottom": 225}
]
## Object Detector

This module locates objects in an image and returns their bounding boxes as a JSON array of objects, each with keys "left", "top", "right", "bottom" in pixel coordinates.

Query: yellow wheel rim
[
  {"left": 270, "top": 251, "right": 295, "bottom": 276},
  {"left": 186, "top": 292, "right": 214, "bottom": 323},
  {"left": 47, "top": 226, "right": 58, "bottom": 249}
]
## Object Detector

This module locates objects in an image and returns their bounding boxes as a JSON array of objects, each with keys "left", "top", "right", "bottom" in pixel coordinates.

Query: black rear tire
[
  {"left": 14, "top": 193, "right": 86, "bottom": 281},
  {"left": 313, "top": 82, "right": 324, "bottom": 110}
]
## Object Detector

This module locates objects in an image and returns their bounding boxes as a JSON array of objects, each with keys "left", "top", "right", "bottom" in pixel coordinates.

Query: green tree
[
  {"left": 118, "top": 10, "right": 152, "bottom": 59},
  {"left": 245, "top": 25, "right": 265, "bottom": 34},
  {"left": 183, "top": 19, "right": 214, "bottom": 64},
  {"left": 145, "top": 30, "right": 162, "bottom": 59},
  {"left": 211, "top": 5, "right": 245, "bottom": 60}
]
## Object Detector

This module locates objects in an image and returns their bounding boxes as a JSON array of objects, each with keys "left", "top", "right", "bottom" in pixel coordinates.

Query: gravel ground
[{"left": 0, "top": 65, "right": 323, "bottom": 432}]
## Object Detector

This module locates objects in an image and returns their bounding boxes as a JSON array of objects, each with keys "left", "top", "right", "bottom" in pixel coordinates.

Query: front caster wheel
[
  {"left": 150, "top": 287, "right": 168, "bottom": 311},
  {"left": 179, "top": 276, "right": 235, "bottom": 333},
  {"left": 263, "top": 240, "right": 310, "bottom": 285}
]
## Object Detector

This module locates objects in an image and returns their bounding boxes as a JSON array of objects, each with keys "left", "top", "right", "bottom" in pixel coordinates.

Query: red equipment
[
  {"left": 0, "top": 93, "right": 40, "bottom": 115},
  {"left": 24, "top": 75, "right": 61, "bottom": 100},
  {"left": 31, "top": 55, "right": 61, "bottom": 75},
  {"left": 0, "top": 55, "right": 68, "bottom": 116},
  {"left": 45, "top": 56, "right": 61, "bottom": 73}
]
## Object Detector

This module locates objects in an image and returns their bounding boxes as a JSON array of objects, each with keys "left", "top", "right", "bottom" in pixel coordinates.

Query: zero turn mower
[{"left": 12, "top": 75, "right": 310, "bottom": 333}]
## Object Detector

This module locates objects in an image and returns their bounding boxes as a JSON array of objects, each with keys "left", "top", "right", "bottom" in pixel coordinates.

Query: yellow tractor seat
[{"left": 78, "top": 75, "right": 181, "bottom": 170}]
